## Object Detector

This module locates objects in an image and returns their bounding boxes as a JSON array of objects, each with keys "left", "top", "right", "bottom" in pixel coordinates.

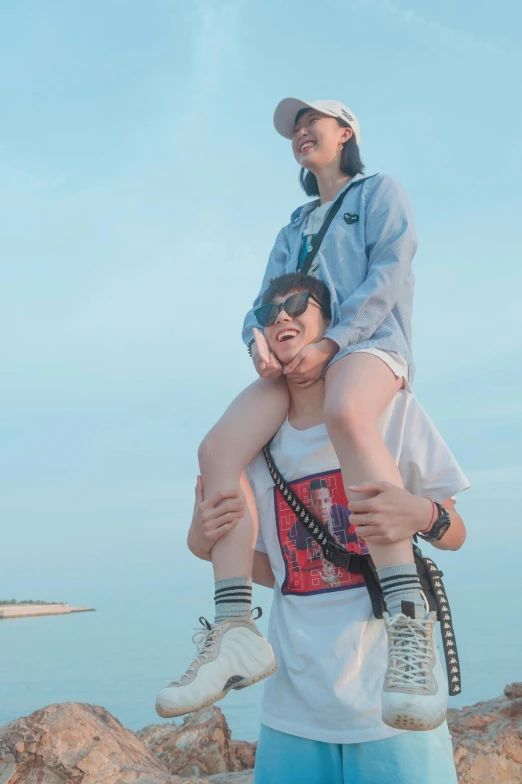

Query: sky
[{"left": 0, "top": 0, "right": 521, "bottom": 604}]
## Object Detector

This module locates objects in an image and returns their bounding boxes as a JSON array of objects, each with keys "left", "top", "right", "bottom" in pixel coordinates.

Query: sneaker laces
[
  {"left": 170, "top": 617, "right": 221, "bottom": 685},
  {"left": 385, "top": 614, "right": 435, "bottom": 689}
]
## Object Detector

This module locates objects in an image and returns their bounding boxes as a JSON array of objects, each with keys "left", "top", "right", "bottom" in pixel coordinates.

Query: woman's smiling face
[
  {"left": 264, "top": 289, "right": 329, "bottom": 366},
  {"left": 291, "top": 110, "right": 352, "bottom": 171}
]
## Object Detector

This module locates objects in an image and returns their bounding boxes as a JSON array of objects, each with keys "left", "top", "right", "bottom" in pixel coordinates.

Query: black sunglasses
[{"left": 254, "top": 291, "right": 322, "bottom": 328}]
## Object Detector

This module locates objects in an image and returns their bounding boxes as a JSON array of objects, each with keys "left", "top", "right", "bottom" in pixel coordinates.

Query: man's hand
[
  {"left": 283, "top": 338, "right": 338, "bottom": 387},
  {"left": 187, "top": 477, "right": 243, "bottom": 560},
  {"left": 348, "top": 481, "right": 433, "bottom": 544},
  {"left": 251, "top": 329, "right": 283, "bottom": 379}
]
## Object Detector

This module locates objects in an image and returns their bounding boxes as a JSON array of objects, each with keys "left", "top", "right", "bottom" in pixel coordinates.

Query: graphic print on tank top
[{"left": 273, "top": 468, "right": 369, "bottom": 596}]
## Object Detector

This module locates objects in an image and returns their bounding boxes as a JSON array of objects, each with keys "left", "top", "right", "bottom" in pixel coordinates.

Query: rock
[
  {"left": 3, "top": 689, "right": 522, "bottom": 784},
  {"left": 138, "top": 707, "right": 257, "bottom": 778},
  {"left": 229, "top": 741, "right": 257, "bottom": 771},
  {"left": 0, "top": 703, "right": 203, "bottom": 784},
  {"left": 505, "top": 683, "right": 522, "bottom": 701},
  {"left": 448, "top": 682, "right": 522, "bottom": 784}
]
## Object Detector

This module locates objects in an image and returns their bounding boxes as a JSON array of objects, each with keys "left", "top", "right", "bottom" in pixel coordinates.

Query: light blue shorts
[{"left": 254, "top": 722, "right": 457, "bottom": 784}]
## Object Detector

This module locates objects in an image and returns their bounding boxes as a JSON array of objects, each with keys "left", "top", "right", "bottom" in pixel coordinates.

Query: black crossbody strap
[
  {"left": 414, "top": 549, "right": 462, "bottom": 697},
  {"left": 300, "top": 175, "right": 376, "bottom": 276}
]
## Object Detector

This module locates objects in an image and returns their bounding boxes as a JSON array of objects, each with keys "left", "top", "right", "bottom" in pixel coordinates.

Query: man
[{"left": 171, "top": 273, "right": 469, "bottom": 783}]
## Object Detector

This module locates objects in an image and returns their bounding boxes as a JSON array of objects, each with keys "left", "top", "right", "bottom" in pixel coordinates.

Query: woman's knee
[
  {"left": 198, "top": 428, "right": 250, "bottom": 478},
  {"left": 198, "top": 428, "right": 222, "bottom": 473}
]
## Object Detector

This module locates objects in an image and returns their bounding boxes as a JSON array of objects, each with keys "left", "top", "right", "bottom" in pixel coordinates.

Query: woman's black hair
[{"left": 296, "top": 108, "right": 365, "bottom": 198}]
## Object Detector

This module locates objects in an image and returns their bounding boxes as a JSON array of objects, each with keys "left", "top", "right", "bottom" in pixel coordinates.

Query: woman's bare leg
[
  {"left": 324, "top": 352, "right": 413, "bottom": 567},
  {"left": 154, "top": 380, "right": 286, "bottom": 720},
  {"left": 198, "top": 377, "right": 290, "bottom": 581},
  {"left": 324, "top": 352, "right": 447, "bottom": 727}
]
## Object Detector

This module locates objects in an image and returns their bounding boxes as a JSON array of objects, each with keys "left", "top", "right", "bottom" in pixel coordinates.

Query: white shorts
[
  {"left": 324, "top": 347, "right": 411, "bottom": 390},
  {"left": 354, "top": 348, "right": 408, "bottom": 382}
]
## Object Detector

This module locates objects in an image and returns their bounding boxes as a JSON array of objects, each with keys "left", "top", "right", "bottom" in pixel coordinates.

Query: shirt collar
[{"left": 293, "top": 172, "right": 372, "bottom": 223}]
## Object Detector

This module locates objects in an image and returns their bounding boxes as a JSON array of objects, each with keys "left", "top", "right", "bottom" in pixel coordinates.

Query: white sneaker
[
  {"left": 156, "top": 616, "right": 277, "bottom": 718},
  {"left": 382, "top": 609, "right": 447, "bottom": 731}
]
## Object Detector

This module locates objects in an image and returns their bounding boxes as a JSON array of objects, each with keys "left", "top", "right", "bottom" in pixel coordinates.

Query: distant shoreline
[
  {"left": 0, "top": 603, "right": 95, "bottom": 619},
  {"left": 0, "top": 599, "right": 63, "bottom": 606}
]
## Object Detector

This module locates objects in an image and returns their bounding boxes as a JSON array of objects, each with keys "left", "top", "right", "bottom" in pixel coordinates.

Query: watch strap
[{"left": 418, "top": 502, "right": 451, "bottom": 542}]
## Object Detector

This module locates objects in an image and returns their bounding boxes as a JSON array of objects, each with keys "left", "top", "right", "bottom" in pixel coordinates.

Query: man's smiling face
[{"left": 264, "top": 289, "right": 329, "bottom": 366}]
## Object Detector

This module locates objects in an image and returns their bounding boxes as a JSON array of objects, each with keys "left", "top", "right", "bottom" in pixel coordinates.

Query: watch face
[{"left": 431, "top": 507, "right": 451, "bottom": 541}]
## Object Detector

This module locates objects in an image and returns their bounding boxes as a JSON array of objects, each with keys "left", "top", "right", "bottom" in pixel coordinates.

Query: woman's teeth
[{"left": 300, "top": 141, "right": 315, "bottom": 153}]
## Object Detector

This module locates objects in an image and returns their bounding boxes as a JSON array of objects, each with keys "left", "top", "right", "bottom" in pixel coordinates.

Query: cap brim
[{"left": 273, "top": 97, "right": 338, "bottom": 139}]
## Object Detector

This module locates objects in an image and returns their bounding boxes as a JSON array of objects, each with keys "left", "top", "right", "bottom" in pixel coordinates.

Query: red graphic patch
[{"left": 274, "top": 469, "right": 369, "bottom": 596}]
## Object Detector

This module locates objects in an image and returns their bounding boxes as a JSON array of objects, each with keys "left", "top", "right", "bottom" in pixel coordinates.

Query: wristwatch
[{"left": 417, "top": 502, "right": 451, "bottom": 543}]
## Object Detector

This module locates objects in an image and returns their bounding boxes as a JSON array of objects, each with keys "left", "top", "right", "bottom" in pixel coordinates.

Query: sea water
[{"left": 1, "top": 511, "right": 520, "bottom": 742}]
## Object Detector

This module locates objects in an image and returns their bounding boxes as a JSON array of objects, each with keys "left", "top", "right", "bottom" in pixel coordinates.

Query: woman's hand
[
  {"left": 251, "top": 329, "right": 284, "bottom": 379},
  {"left": 348, "top": 481, "right": 433, "bottom": 544},
  {"left": 187, "top": 477, "right": 243, "bottom": 560},
  {"left": 282, "top": 338, "right": 338, "bottom": 387}
]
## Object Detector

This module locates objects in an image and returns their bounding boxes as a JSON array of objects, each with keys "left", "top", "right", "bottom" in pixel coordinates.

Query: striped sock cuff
[
  {"left": 377, "top": 565, "right": 419, "bottom": 585},
  {"left": 214, "top": 577, "right": 253, "bottom": 622},
  {"left": 377, "top": 564, "right": 425, "bottom": 618},
  {"left": 214, "top": 586, "right": 253, "bottom": 596},
  {"left": 379, "top": 575, "right": 422, "bottom": 592},
  {"left": 214, "top": 578, "right": 252, "bottom": 603}
]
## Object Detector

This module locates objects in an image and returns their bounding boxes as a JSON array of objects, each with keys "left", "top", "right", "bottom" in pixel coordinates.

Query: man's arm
[
  {"left": 428, "top": 498, "right": 466, "bottom": 551},
  {"left": 187, "top": 477, "right": 276, "bottom": 587},
  {"left": 348, "top": 482, "right": 466, "bottom": 551}
]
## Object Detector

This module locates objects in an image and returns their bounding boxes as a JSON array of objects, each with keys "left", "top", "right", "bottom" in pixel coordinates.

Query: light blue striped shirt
[{"left": 242, "top": 173, "right": 418, "bottom": 381}]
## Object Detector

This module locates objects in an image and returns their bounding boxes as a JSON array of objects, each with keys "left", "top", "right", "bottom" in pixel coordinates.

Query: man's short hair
[
  {"left": 261, "top": 273, "right": 331, "bottom": 321},
  {"left": 309, "top": 478, "right": 329, "bottom": 492}
]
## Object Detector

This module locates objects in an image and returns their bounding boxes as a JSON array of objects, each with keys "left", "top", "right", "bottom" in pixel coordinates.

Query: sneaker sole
[
  {"left": 155, "top": 661, "right": 278, "bottom": 718},
  {"left": 382, "top": 710, "right": 446, "bottom": 732}
]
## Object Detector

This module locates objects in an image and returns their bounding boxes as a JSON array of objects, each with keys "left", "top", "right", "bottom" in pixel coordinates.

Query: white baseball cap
[{"left": 273, "top": 98, "right": 361, "bottom": 145}]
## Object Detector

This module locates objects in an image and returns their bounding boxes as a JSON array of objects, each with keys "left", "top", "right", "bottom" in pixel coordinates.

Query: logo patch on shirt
[{"left": 344, "top": 213, "right": 359, "bottom": 225}]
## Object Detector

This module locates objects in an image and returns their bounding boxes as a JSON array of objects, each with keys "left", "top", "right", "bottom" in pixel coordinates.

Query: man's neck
[
  {"left": 313, "top": 167, "right": 351, "bottom": 205},
  {"left": 287, "top": 378, "right": 326, "bottom": 430}
]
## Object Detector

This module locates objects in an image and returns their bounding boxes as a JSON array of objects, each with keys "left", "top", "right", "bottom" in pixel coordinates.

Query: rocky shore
[{"left": 0, "top": 683, "right": 520, "bottom": 783}]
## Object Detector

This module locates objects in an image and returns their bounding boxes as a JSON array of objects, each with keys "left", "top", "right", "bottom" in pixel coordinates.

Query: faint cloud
[
  {"left": 360, "top": 0, "right": 520, "bottom": 58},
  {"left": 191, "top": 0, "right": 243, "bottom": 94},
  {"left": 176, "top": 0, "right": 245, "bottom": 133}
]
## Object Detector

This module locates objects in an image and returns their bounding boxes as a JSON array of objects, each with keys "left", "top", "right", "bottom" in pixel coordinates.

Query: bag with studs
[{"left": 263, "top": 440, "right": 462, "bottom": 697}]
